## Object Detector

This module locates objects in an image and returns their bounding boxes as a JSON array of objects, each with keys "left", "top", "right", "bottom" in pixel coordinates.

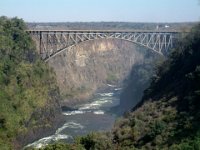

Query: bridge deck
[{"left": 26, "top": 29, "right": 183, "bottom": 33}]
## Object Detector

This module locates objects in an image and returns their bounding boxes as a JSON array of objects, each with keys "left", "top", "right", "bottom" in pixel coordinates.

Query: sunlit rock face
[{"left": 48, "top": 39, "right": 147, "bottom": 105}]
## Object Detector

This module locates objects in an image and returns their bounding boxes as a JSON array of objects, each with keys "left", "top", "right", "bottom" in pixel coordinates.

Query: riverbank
[
  {"left": 60, "top": 83, "right": 122, "bottom": 108},
  {"left": 17, "top": 114, "right": 65, "bottom": 149}
]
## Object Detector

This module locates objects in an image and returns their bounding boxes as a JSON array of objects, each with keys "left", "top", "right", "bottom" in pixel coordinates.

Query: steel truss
[{"left": 27, "top": 30, "right": 180, "bottom": 61}]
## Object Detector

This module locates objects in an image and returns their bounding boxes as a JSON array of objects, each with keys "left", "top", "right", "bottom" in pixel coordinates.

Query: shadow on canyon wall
[{"left": 47, "top": 39, "right": 163, "bottom": 110}]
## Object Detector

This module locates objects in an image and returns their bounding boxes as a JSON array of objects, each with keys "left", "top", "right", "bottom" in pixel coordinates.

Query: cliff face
[
  {"left": 15, "top": 88, "right": 64, "bottom": 149},
  {"left": 48, "top": 39, "right": 147, "bottom": 105}
]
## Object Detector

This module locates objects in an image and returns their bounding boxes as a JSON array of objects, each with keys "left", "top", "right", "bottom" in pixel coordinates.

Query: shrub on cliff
[
  {"left": 0, "top": 16, "right": 61, "bottom": 149},
  {"left": 114, "top": 24, "right": 200, "bottom": 149}
]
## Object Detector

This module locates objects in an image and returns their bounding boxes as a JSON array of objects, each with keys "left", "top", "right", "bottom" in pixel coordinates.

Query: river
[{"left": 25, "top": 85, "right": 121, "bottom": 149}]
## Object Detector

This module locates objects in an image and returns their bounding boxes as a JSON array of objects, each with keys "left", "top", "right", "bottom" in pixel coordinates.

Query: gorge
[
  {"left": 1, "top": 17, "right": 198, "bottom": 150},
  {"left": 25, "top": 37, "right": 162, "bottom": 148},
  {"left": 47, "top": 39, "right": 160, "bottom": 106}
]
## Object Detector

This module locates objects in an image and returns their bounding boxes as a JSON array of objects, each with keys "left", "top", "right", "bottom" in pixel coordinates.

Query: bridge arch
[
  {"left": 44, "top": 37, "right": 164, "bottom": 62},
  {"left": 27, "top": 30, "right": 180, "bottom": 61}
]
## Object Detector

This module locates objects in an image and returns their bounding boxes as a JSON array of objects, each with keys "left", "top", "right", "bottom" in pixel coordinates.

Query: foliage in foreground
[
  {"left": 40, "top": 24, "right": 200, "bottom": 150},
  {"left": 0, "top": 16, "right": 60, "bottom": 149}
]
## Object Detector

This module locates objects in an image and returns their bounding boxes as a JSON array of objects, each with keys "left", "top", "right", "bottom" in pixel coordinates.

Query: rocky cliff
[{"left": 48, "top": 39, "right": 150, "bottom": 106}]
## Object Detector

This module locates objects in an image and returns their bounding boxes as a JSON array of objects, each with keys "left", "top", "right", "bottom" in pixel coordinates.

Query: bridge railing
[{"left": 26, "top": 29, "right": 183, "bottom": 33}]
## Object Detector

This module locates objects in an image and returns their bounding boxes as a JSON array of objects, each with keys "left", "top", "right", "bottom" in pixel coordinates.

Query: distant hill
[{"left": 27, "top": 22, "right": 197, "bottom": 31}]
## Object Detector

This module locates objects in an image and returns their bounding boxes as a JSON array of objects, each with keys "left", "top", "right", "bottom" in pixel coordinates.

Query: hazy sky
[{"left": 1, "top": 0, "right": 200, "bottom": 22}]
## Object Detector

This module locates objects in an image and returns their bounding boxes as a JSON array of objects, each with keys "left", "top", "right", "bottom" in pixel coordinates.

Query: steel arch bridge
[{"left": 27, "top": 30, "right": 182, "bottom": 61}]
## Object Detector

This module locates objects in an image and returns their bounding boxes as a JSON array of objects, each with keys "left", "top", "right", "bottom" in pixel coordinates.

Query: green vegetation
[
  {"left": 35, "top": 142, "right": 84, "bottom": 150},
  {"left": 111, "top": 24, "right": 200, "bottom": 149},
  {"left": 106, "top": 72, "right": 118, "bottom": 84},
  {"left": 0, "top": 16, "right": 61, "bottom": 149},
  {"left": 64, "top": 85, "right": 90, "bottom": 99},
  {"left": 40, "top": 24, "right": 200, "bottom": 149}
]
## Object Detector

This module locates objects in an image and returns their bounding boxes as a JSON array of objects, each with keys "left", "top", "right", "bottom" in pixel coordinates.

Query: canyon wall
[{"left": 47, "top": 39, "right": 149, "bottom": 106}]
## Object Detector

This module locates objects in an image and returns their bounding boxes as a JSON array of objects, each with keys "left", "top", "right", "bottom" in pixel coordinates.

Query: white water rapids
[{"left": 25, "top": 85, "right": 121, "bottom": 149}]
